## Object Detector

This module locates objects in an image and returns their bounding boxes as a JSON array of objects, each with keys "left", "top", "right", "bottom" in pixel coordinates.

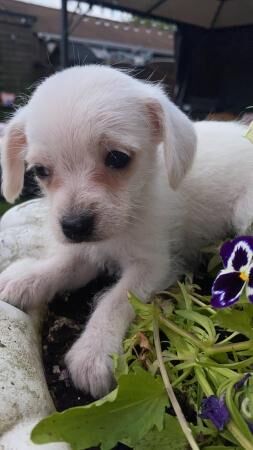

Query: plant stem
[
  {"left": 207, "top": 340, "right": 253, "bottom": 355},
  {"left": 190, "top": 295, "right": 215, "bottom": 313},
  {"left": 160, "top": 314, "right": 253, "bottom": 355},
  {"left": 160, "top": 314, "right": 252, "bottom": 357},
  {"left": 172, "top": 368, "right": 192, "bottom": 388},
  {"left": 194, "top": 367, "right": 214, "bottom": 396},
  {"left": 227, "top": 422, "right": 253, "bottom": 450},
  {"left": 159, "top": 315, "right": 207, "bottom": 351},
  {"left": 218, "top": 331, "right": 239, "bottom": 345},
  {"left": 153, "top": 312, "right": 200, "bottom": 450}
]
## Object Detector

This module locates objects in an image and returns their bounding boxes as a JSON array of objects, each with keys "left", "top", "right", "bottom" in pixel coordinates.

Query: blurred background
[
  {"left": 2, "top": 0, "right": 253, "bottom": 200},
  {"left": 1, "top": 0, "right": 253, "bottom": 126}
]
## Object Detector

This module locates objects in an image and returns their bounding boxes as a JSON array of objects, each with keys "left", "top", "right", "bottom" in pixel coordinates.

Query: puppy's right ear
[{"left": 1, "top": 107, "right": 28, "bottom": 203}]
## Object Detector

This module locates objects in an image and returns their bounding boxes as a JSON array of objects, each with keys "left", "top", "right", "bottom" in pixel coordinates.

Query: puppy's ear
[
  {"left": 145, "top": 92, "right": 197, "bottom": 189},
  {"left": 1, "top": 107, "right": 28, "bottom": 203}
]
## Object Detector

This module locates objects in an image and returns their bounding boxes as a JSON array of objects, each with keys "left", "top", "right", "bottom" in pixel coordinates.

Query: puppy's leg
[
  {"left": 0, "top": 249, "right": 97, "bottom": 310},
  {"left": 65, "top": 262, "right": 170, "bottom": 398},
  {"left": 232, "top": 184, "right": 253, "bottom": 234}
]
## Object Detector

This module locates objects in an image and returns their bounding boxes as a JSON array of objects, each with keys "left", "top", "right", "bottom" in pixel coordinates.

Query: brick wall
[{"left": 0, "top": 12, "right": 37, "bottom": 93}]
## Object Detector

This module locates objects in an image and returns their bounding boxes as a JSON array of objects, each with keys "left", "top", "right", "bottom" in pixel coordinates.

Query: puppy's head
[{"left": 1, "top": 66, "right": 196, "bottom": 244}]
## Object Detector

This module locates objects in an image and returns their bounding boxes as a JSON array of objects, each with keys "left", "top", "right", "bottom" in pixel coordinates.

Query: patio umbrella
[
  {"left": 61, "top": 0, "right": 253, "bottom": 117},
  {"left": 86, "top": 0, "right": 253, "bottom": 29}
]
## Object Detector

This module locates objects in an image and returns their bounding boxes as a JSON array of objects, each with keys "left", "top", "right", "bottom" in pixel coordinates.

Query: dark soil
[
  {"left": 42, "top": 272, "right": 115, "bottom": 411},
  {"left": 42, "top": 273, "right": 130, "bottom": 450}
]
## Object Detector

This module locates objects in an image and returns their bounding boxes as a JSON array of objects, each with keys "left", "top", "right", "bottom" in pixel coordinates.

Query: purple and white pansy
[{"left": 211, "top": 236, "right": 253, "bottom": 308}]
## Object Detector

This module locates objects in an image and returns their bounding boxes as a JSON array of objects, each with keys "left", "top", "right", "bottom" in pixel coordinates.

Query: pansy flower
[
  {"left": 200, "top": 395, "right": 230, "bottom": 430},
  {"left": 211, "top": 236, "right": 253, "bottom": 308}
]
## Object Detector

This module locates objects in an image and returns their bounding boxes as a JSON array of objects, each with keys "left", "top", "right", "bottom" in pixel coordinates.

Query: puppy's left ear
[{"left": 145, "top": 91, "right": 197, "bottom": 189}]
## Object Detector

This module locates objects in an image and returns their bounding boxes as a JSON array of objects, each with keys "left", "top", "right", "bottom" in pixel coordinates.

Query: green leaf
[
  {"left": 31, "top": 369, "right": 168, "bottom": 450},
  {"left": 133, "top": 415, "right": 187, "bottom": 450},
  {"left": 127, "top": 293, "right": 155, "bottom": 334},
  {"left": 204, "top": 366, "right": 229, "bottom": 390},
  {"left": 214, "top": 309, "right": 253, "bottom": 339},
  {"left": 178, "top": 282, "right": 192, "bottom": 310},
  {"left": 128, "top": 292, "right": 154, "bottom": 318},
  {"left": 203, "top": 447, "right": 241, "bottom": 450},
  {"left": 112, "top": 352, "right": 129, "bottom": 380},
  {"left": 244, "top": 376, "right": 253, "bottom": 419},
  {"left": 225, "top": 381, "right": 253, "bottom": 444},
  {"left": 164, "top": 331, "right": 195, "bottom": 359},
  {"left": 207, "top": 254, "right": 222, "bottom": 273},
  {"left": 201, "top": 243, "right": 221, "bottom": 255},
  {"left": 245, "top": 121, "right": 253, "bottom": 144},
  {"left": 175, "top": 310, "right": 216, "bottom": 341}
]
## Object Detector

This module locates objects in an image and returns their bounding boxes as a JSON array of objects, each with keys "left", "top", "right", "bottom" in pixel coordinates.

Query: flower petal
[
  {"left": 234, "top": 373, "right": 251, "bottom": 391},
  {"left": 220, "top": 240, "right": 235, "bottom": 267},
  {"left": 247, "top": 422, "right": 253, "bottom": 433},
  {"left": 221, "top": 236, "right": 253, "bottom": 268},
  {"left": 231, "top": 244, "right": 252, "bottom": 271},
  {"left": 200, "top": 396, "right": 230, "bottom": 430},
  {"left": 228, "top": 241, "right": 253, "bottom": 271},
  {"left": 211, "top": 269, "right": 245, "bottom": 308},
  {"left": 246, "top": 264, "right": 253, "bottom": 303}
]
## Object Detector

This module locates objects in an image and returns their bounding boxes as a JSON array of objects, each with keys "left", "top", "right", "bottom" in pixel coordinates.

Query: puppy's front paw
[
  {"left": 0, "top": 260, "right": 54, "bottom": 310},
  {"left": 65, "top": 337, "right": 116, "bottom": 398}
]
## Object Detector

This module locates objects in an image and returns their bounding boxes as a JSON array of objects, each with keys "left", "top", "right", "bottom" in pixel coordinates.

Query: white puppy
[{"left": 1, "top": 66, "right": 253, "bottom": 398}]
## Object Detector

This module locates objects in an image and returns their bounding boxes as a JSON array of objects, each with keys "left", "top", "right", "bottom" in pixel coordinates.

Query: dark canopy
[
  {"left": 85, "top": 1, "right": 253, "bottom": 29},
  {"left": 61, "top": 1, "right": 253, "bottom": 118}
]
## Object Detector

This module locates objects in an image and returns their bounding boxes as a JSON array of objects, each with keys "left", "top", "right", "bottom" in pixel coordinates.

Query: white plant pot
[{"left": 0, "top": 200, "right": 70, "bottom": 449}]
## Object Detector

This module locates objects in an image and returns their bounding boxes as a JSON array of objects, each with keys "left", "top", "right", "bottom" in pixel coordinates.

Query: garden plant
[{"left": 31, "top": 235, "right": 253, "bottom": 450}]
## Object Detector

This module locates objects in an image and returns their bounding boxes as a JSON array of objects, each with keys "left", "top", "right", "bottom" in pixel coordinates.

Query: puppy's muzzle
[{"left": 61, "top": 212, "right": 95, "bottom": 243}]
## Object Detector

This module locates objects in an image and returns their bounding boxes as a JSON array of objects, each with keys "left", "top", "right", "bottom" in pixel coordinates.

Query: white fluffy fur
[{"left": 1, "top": 65, "right": 253, "bottom": 397}]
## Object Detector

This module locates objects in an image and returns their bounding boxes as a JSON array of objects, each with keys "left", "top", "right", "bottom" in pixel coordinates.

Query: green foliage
[
  {"left": 215, "top": 307, "right": 253, "bottom": 339},
  {"left": 245, "top": 121, "right": 253, "bottom": 144},
  {"left": 32, "top": 369, "right": 168, "bottom": 450},
  {"left": 133, "top": 415, "right": 187, "bottom": 450},
  {"left": 0, "top": 200, "right": 12, "bottom": 216},
  {"left": 0, "top": 199, "right": 26, "bottom": 217},
  {"left": 203, "top": 447, "right": 241, "bottom": 450},
  {"left": 32, "top": 247, "right": 253, "bottom": 450}
]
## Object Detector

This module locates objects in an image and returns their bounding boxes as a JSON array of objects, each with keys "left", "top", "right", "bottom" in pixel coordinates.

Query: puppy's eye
[
  {"left": 105, "top": 150, "right": 131, "bottom": 169},
  {"left": 32, "top": 165, "right": 51, "bottom": 179}
]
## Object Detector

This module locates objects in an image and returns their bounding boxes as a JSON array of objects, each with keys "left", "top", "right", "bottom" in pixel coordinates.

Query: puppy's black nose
[{"left": 61, "top": 212, "right": 95, "bottom": 242}]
